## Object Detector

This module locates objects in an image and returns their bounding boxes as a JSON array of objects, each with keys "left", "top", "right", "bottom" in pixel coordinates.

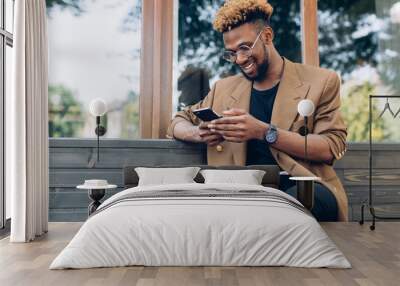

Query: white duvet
[{"left": 50, "top": 183, "right": 351, "bottom": 269}]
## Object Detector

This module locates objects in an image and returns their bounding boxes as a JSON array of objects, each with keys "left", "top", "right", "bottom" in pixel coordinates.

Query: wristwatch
[{"left": 265, "top": 124, "right": 278, "bottom": 144}]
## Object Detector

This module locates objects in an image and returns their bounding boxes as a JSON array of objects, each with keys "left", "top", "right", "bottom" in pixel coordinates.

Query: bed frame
[{"left": 123, "top": 165, "right": 281, "bottom": 189}]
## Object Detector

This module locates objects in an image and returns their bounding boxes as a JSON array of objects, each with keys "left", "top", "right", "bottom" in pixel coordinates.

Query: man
[{"left": 167, "top": 0, "right": 348, "bottom": 221}]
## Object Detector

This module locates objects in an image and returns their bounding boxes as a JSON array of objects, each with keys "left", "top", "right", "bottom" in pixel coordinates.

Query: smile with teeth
[{"left": 243, "top": 62, "right": 255, "bottom": 71}]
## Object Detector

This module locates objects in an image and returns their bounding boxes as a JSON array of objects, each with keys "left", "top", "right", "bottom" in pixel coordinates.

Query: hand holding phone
[
  {"left": 191, "top": 108, "right": 224, "bottom": 146},
  {"left": 193, "top": 107, "right": 222, "bottom": 122}
]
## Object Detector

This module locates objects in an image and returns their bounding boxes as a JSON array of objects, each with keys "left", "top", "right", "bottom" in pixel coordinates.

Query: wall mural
[{"left": 46, "top": 0, "right": 400, "bottom": 142}]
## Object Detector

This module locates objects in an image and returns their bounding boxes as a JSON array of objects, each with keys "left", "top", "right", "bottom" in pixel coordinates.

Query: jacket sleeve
[
  {"left": 313, "top": 71, "right": 348, "bottom": 164},
  {"left": 166, "top": 82, "right": 217, "bottom": 139}
]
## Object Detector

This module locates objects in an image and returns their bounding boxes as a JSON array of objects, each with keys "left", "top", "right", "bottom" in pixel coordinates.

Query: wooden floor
[{"left": 0, "top": 222, "right": 399, "bottom": 286}]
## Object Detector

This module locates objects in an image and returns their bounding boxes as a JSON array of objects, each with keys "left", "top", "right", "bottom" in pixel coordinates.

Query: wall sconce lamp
[
  {"left": 297, "top": 99, "right": 315, "bottom": 162},
  {"left": 89, "top": 98, "right": 108, "bottom": 162}
]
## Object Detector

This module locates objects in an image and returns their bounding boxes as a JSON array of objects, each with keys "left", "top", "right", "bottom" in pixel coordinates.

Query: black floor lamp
[{"left": 359, "top": 95, "right": 400, "bottom": 230}]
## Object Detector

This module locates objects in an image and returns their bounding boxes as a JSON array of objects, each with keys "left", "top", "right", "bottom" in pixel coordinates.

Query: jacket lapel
[
  {"left": 225, "top": 75, "right": 252, "bottom": 111},
  {"left": 223, "top": 59, "right": 310, "bottom": 166},
  {"left": 271, "top": 58, "right": 310, "bottom": 130}
]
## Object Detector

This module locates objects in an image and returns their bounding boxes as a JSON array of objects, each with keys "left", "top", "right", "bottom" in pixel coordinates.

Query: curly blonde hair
[{"left": 213, "top": 0, "right": 273, "bottom": 33}]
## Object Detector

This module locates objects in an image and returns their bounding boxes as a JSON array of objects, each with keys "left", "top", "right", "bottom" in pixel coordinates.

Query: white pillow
[
  {"left": 200, "top": 169, "right": 266, "bottom": 185},
  {"left": 135, "top": 167, "right": 200, "bottom": 186}
]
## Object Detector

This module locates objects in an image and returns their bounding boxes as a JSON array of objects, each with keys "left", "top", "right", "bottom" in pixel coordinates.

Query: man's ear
[{"left": 262, "top": 27, "right": 274, "bottom": 45}]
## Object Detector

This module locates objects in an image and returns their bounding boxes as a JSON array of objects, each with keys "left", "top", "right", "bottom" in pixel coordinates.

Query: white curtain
[{"left": 8, "top": 0, "right": 49, "bottom": 242}]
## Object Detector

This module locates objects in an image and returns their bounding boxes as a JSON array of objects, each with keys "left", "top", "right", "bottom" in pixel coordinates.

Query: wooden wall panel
[
  {"left": 50, "top": 148, "right": 206, "bottom": 169},
  {"left": 352, "top": 204, "right": 400, "bottom": 221},
  {"left": 346, "top": 185, "right": 400, "bottom": 204},
  {"left": 50, "top": 209, "right": 87, "bottom": 222},
  {"left": 49, "top": 139, "right": 206, "bottom": 221},
  {"left": 343, "top": 169, "right": 400, "bottom": 186},
  {"left": 48, "top": 139, "right": 400, "bottom": 222},
  {"left": 334, "top": 148, "right": 400, "bottom": 169},
  {"left": 49, "top": 188, "right": 121, "bottom": 209}
]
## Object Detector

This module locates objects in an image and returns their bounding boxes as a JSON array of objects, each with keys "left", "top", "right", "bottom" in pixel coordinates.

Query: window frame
[
  {"left": 301, "top": 0, "right": 319, "bottom": 66},
  {"left": 140, "top": 0, "right": 174, "bottom": 138},
  {"left": 1, "top": 0, "right": 14, "bottom": 229}
]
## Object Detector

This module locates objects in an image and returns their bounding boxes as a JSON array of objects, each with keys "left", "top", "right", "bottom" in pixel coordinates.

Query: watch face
[{"left": 266, "top": 131, "right": 277, "bottom": 143}]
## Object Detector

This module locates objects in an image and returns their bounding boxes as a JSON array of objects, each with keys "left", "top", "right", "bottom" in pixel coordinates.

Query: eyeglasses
[{"left": 222, "top": 31, "right": 263, "bottom": 63}]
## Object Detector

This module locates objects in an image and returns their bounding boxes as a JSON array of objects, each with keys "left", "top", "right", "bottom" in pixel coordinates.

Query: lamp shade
[
  {"left": 89, "top": 98, "right": 107, "bottom": 117},
  {"left": 297, "top": 99, "right": 315, "bottom": 117}
]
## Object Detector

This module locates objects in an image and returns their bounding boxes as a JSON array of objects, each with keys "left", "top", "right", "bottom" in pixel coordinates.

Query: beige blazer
[{"left": 168, "top": 58, "right": 348, "bottom": 221}]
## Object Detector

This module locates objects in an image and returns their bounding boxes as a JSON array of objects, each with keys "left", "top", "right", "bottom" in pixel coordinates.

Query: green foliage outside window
[
  {"left": 48, "top": 84, "right": 84, "bottom": 137},
  {"left": 46, "top": 0, "right": 83, "bottom": 15},
  {"left": 341, "top": 82, "right": 386, "bottom": 142}
]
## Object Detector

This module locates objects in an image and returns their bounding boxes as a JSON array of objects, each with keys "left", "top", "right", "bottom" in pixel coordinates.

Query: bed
[{"left": 50, "top": 165, "right": 350, "bottom": 269}]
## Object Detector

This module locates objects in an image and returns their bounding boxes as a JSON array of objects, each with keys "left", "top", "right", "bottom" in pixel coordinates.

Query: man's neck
[{"left": 253, "top": 54, "right": 284, "bottom": 91}]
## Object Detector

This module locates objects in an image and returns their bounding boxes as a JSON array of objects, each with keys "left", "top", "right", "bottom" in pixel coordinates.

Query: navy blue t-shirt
[{"left": 246, "top": 84, "right": 279, "bottom": 165}]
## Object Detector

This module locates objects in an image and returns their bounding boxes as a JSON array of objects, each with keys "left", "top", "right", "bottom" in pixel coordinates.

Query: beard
[{"left": 240, "top": 45, "right": 269, "bottom": 82}]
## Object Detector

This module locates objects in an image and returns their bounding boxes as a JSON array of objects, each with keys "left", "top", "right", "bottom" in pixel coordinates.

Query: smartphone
[{"left": 193, "top": 107, "right": 222, "bottom": 122}]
